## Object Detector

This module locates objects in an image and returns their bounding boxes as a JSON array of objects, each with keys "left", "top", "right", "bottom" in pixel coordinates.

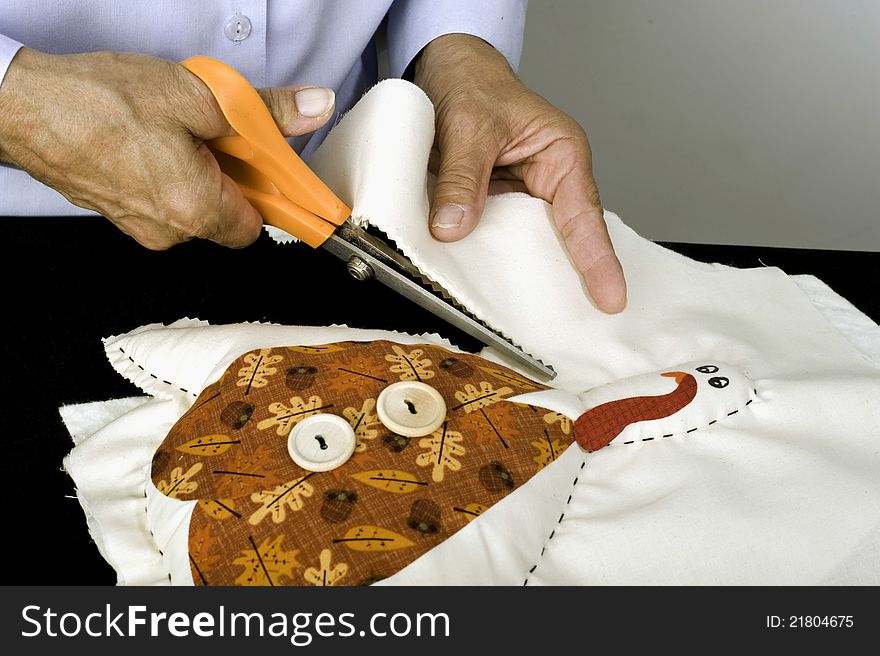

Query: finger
[
  {"left": 488, "top": 179, "right": 528, "bottom": 195},
  {"left": 175, "top": 64, "right": 239, "bottom": 139},
  {"left": 488, "top": 166, "right": 528, "bottom": 194},
  {"left": 552, "top": 167, "right": 627, "bottom": 313},
  {"left": 209, "top": 171, "right": 264, "bottom": 247},
  {"left": 428, "top": 147, "right": 441, "bottom": 175},
  {"left": 258, "top": 85, "right": 336, "bottom": 136},
  {"left": 196, "top": 144, "right": 263, "bottom": 248},
  {"left": 177, "top": 61, "right": 335, "bottom": 139},
  {"left": 429, "top": 135, "right": 496, "bottom": 242}
]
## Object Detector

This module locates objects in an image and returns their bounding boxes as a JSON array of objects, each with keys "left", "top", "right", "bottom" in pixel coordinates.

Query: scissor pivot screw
[{"left": 346, "top": 256, "right": 374, "bottom": 282}]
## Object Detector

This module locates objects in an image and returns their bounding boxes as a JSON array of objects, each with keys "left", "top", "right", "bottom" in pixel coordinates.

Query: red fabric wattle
[{"left": 573, "top": 373, "right": 698, "bottom": 452}]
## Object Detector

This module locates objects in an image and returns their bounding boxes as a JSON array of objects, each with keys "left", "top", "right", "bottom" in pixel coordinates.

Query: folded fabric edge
[
  {"left": 59, "top": 398, "right": 158, "bottom": 585},
  {"left": 61, "top": 395, "right": 191, "bottom": 586},
  {"left": 102, "top": 318, "right": 211, "bottom": 400},
  {"left": 58, "top": 398, "right": 153, "bottom": 582},
  {"left": 147, "top": 479, "right": 197, "bottom": 586},
  {"left": 57, "top": 464, "right": 123, "bottom": 583},
  {"left": 791, "top": 274, "right": 880, "bottom": 365}
]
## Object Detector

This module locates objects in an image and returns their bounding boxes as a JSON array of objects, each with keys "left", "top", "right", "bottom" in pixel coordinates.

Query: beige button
[
  {"left": 287, "top": 414, "right": 356, "bottom": 472},
  {"left": 377, "top": 381, "right": 447, "bottom": 437},
  {"left": 224, "top": 15, "right": 252, "bottom": 42}
]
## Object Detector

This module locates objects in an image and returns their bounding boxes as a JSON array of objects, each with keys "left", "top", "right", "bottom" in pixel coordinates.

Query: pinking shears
[{"left": 180, "top": 56, "right": 555, "bottom": 380}]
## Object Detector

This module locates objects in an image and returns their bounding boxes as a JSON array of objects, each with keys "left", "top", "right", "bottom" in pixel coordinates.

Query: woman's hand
[
  {"left": 415, "top": 34, "right": 626, "bottom": 313},
  {"left": 0, "top": 48, "right": 335, "bottom": 249}
]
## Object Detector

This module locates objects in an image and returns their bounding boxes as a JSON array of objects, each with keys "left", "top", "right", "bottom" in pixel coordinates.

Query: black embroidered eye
[
  {"left": 697, "top": 365, "right": 719, "bottom": 374},
  {"left": 709, "top": 376, "right": 729, "bottom": 389}
]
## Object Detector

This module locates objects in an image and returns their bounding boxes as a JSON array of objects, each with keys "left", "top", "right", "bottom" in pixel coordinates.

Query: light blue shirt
[{"left": 0, "top": 0, "right": 526, "bottom": 216}]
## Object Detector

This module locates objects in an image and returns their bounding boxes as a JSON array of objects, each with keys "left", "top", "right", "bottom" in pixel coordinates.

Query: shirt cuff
[
  {"left": 0, "top": 33, "right": 24, "bottom": 88},
  {"left": 386, "top": 0, "right": 527, "bottom": 78}
]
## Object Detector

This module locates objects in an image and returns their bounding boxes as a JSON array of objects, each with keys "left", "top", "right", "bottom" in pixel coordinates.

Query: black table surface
[{"left": 4, "top": 216, "right": 878, "bottom": 585}]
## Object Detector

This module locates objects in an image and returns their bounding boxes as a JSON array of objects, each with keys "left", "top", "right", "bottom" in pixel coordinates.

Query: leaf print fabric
[
  {"left": 303, "top": 549, "right": 348, "bottom": 586},
  {"left": 343, "top": 398, "right": 381, "bottom": 452},
  {"left": 458, "top": 403, "right": 522, "bottom": 447},
  {"left": 385, "top": 345, "right": 435, "bottom": 381},
  {"left": 232, "top": 535, "right": 300, "bottom": 586},
  {"left": 156, "top": 463, "right": 202, "bottom": 499},
  {"left": 151, "top": 340, "right": 572, "bottom": 585},
  {"left": 415, "top": 426, "right": 466, "bottom": 482},
  {"left": 476, "top": 365, "right": 544, "bottom": 392},
  {"left": 454, "top": 503, "right": 488, "bottom": 523},
  {"left": 453, "top": 381, "right": 514, "bottom": 412},
  {"left": 532, "top": 432, "right": 568, "bottom": 469},
  {"left": 287, "top": 344, "right": 347, "bottom": 355},
  {"left": 248, "top": 475, "right": 316, "bottom": 525},
  {"left": 256, "top": 395, "right": 329, "bottom": 436},
  {"left": 333, "top": 525, "right": 416, "bottom": 552},
  {"left": 176, "top": 434, "right": 239, "bottom": 456},
  {"left": 350, "top": 470, "right": 427, "bottom": 494},
  {"left": 326, "top": 352, "right": 389, "bottom": 396},
  {"left": 543, "top": 411, "right": 572, "bottom": 435},
  {"left": 212, "top": 446, "right": 284, "bottom": 499},
  {"left": 198, "top": 498, "right": 239, "bottom": 521},
  {"left": 189, "top": 524, "right": 222, "bottom": 584},
  {"left": 236, "top": 349, "right": 284, "bottom": 394}
]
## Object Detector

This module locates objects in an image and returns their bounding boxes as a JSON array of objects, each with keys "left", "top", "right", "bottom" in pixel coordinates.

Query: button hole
[
  {"left": 314, "top": 435, "right": 328, "bottom": 450},
  {"left": 403, "top": 399, "right": 417, "bottom": 414}
]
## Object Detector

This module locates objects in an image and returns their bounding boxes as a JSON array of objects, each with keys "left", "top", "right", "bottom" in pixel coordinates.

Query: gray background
[{"left": 518, "top": 0, "right": 879, "bottom": 250}]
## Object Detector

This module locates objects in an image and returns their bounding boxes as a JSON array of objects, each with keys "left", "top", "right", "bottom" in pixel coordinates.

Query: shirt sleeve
[
  {"left": 0, "top": 33, "right": 24, "bottom": 88},
  {"left": 386, "top": 0, "right": 528, "bottom": 78}
]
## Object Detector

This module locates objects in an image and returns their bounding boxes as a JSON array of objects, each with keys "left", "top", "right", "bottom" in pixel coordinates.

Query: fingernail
[
  {"left": 295, "top": 87, "right": 335, "bottom": 117},
  {"left": 431, "top": 204, "right": 464, "bottom": 229}
]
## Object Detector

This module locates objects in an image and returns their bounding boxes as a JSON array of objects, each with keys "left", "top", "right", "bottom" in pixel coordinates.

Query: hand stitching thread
[
  {"left": 523, "top": 390, "right": 759, "bottom": 585},
  {"left": 591, "top": 389, "right": 758, "bottom": 451},
  {"left": 118, "top": 346, "right": 195, "bottom": 397},
  {"left": 145, "top": 483, "right": 176, "bottom": 584}
]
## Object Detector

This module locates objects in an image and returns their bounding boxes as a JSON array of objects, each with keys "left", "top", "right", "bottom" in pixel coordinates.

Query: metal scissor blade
[{"left": 320, "top": 225, "right": 556, "bottom": 381}]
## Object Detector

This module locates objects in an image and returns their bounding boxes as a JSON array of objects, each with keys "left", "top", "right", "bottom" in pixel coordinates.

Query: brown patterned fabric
[{"left": 151, "top": 340, "right": 573, "bottom": 586}]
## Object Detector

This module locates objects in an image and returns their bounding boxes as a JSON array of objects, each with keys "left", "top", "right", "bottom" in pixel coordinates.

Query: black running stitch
[
  {"left": 144, "top": 484, "right": 175, "bottom": 584},
  {"left": 524, "top": 458, "right": 586, "bottom": 586},
  {"left": 591, "top": 388, "right": 759, "bottom": 451},
  {"left": 523, "top": 389, "right": 760, "bottom": 584},
  {"left": 118, "top": 346, "right": 194, "bottom": 396}
]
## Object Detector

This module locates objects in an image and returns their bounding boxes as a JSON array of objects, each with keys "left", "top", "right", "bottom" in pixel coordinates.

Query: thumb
[
  {"left": 429, "top": 137, "right": 496, "bottom": 242},
  {"left": 258, "top": 85, "right": 336, "bottom": 137}
]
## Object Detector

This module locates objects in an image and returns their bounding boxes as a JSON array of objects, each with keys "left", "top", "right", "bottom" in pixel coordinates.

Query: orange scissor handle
[{"left": 180, "top": 56, "right": 350, "bottom": 247}]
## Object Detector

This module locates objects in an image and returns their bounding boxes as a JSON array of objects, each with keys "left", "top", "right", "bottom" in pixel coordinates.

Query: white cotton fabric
[{"left": 63, "top": 80, "right": 880, "bottom": 585}]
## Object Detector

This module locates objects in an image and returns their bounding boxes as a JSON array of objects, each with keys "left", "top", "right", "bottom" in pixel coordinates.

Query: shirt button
[
  {"left": 224, "top": 15, "right": 252, "bottom": 42},
  {"left": 377, "top": 381, "right": 447, "bottom": 437},
  {"left": 287, "top": 414, "right": 356, "bottom": 472}
]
